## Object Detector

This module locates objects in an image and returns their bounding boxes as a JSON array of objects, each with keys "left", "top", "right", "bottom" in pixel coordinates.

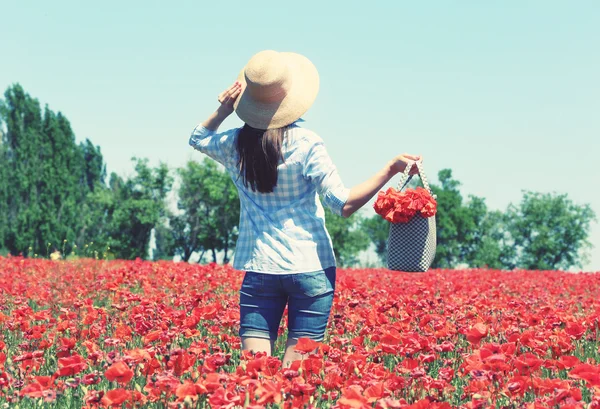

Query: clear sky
[{"left": 1, "top": 1, "right": 599, "bottom": 270}]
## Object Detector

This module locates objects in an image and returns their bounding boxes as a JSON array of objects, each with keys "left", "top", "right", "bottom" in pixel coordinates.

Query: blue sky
[{"left": 1, "top": 1, "right": 599, "bottom": 270}]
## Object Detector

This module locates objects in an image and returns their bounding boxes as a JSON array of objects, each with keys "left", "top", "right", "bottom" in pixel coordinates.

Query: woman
[{"left": 189, "top": 50, "right": 421, "bottom": 366}]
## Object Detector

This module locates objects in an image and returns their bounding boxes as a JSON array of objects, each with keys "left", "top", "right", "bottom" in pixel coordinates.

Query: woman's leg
[
  {"left": 242, "top": 337, "right": 274, "bottom": 355},
  {"left": 282, "top": 338, "right": 304, "bottom": 368},
  {"left": 239, "top": 272, "right": 287, "bottom": 355},
  {"left": 283, "top": 267, "right": 336, "bottom": 367}
]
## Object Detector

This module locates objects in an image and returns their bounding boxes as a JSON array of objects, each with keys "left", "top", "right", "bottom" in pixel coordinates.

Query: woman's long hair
[{"left": 236, "top": 124, "right": 287, "bottom": 193}]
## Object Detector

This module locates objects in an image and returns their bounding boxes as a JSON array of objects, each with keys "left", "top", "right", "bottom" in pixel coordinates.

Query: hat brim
[{"left": 234, "top": 52, "right": 319, "bottom": 130}]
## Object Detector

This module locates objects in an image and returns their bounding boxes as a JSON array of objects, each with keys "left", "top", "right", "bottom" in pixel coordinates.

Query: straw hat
[{"left": 234, "top": 50, "right": 319, "bottom": 130}]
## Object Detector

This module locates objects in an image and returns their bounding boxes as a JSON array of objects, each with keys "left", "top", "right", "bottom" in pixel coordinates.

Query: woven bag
[{"left": 387, "top": 161, "right": 437, "bottom": 272}]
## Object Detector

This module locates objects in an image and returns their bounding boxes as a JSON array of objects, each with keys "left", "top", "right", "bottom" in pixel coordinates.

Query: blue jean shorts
[{"left": 239, "top": 267, "right": 336, "bottom": 342}]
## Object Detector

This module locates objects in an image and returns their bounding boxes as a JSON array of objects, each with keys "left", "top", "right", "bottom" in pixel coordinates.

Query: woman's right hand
[
  {"left": 342, "top": 153, "right": 423, "bottom": 217},
  {"left": 390, "top": 154, "right": 422, "bottom": 175}
]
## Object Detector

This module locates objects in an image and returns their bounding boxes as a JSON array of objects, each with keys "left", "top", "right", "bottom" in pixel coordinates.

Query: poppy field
[{"left": 0, "top": 257, "right": 599, "bottom": 408}]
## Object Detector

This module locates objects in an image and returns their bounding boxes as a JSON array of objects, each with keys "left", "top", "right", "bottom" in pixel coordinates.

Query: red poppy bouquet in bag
[
  {"left": 374, "top": 161, "right": 437, "bottom": 272},
  {"left": 374, "top": 186, "right": 437, "bottom": 224}
]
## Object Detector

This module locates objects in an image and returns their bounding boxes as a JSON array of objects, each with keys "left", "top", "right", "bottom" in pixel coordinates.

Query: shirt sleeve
[
  {"left": 188, "top": 125, "right": 238, "bottom": 169},
  {"left": 303, "top": 140, "right": 350, "bottom": 216}
]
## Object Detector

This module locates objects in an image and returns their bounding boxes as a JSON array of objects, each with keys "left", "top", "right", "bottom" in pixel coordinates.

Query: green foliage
[
  {"left": 152, "top": 223, "right": 176, "bottom": 261},
  {"left": 0, "top": 84, "right": 173, "bottom": 260},
  {"left": 366, "top": 169, "right": 596, "bottom": 271},
  {"left": 430, "top": 169, "right": 474, "bottom": 268},
  {"left": 0, "top": 84, "right": 105, "bottom": 256},
  {"left": 0, "top": 140, "right": 7, "bottom": 248},
  {"left": 504, "top": 191, "right": 596, "bottom": 270},
  {"left": 361, "top": 215, "right": 389, "bottom": 265},
  {"left": 0, "top": 85, "right": 595, "bottom": 269},
  {"left": 156, "top": 159, "right": 240, "bottom": 263},
  {"left": 463, "top": 208, "right": 515, "bottom": 269},
  {"left": 101, "top": 159, "right": 173, "bottom": 260},
  {"left": 422, "top": 170, "right": 594, "bottom": 270},
  {"left": 428, "top": 169, "right": 511, "bottom": 269},
  {"left": 324, "top": 206, "right": 370, "bottom": 267}
]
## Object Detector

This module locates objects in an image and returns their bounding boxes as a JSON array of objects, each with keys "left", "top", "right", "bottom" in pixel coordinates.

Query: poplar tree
[{"left": 0, "top": 84, "right": 105, "bottom": 256}]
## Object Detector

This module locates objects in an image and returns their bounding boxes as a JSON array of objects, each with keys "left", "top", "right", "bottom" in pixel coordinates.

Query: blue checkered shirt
[{"left": 189, "top": 123, "right": 349, "bottom": 274}]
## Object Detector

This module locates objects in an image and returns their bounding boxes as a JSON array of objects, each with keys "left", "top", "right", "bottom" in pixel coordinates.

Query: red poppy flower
[
  {"left": 255, "top": 379, "right": 283, "bottom": 405},
  {"left": 105, "top": 361, "right": 134, "bottom": 384},
  {"left": 565, "top": 322, "right": 586, "bottom": 339},
  {"left": 514, "top": 353, "right": 543, "bottom": 375},
  {"left": 294, "top": 338, "right": 322, "bottom": 354},
  {"left": 207, "top": 386, "right": 241, "bottom": 408},
  {"left": 100, "top": 388, "right": 129, "bottom": 407},
  {"left": 569, "top": 363, "right": 600, "bottom": 386},
  {"left": 466, "top": 323, "right": 488, "bottom": 345},
  {"left": 558, "top": 355, "right": 582, "bottom": 369},
  {"left": 82, "top": 372, "right": 101, "bottom": 385},
  {"left": 176, "top": 381, "right": 198, "bottom": 402},
  {"left": 20, "top": 376, "right": 53, "bottom": 399},
  {"left": 169, "top": 350, "right": 197, "bottom": 376},
  {"left": 338, "top": 386, "right": 369, "bottom": 409},
  {"left": 56, "top": 354, "right": 87, "bottom": 376}
]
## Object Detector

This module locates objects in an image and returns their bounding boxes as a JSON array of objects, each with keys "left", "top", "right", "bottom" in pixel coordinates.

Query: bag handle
[{"left": 396, "top": 161, "right": 436, "bottom": 197}]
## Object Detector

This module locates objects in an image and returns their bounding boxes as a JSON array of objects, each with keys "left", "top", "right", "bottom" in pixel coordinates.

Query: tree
[
  {"left": 78, "top": 181, "right": 117, "bottom": 254},
  {"left": 158, "top": 159, "right": 240, "bottom": 263},
  {"left": 361, "top": 215, "right": 389, "bottom": 265},
  {"left": 359, "top": 168, "right": 508, "bottom": 270},
  {"left": 0, "top": 85, "right": 176, "bottom": 260},
  {"left": 74, "top": 159, "right": 173, "bottom": 260},
  {"left": 80, "top": 139, "right": 106, "bottom": 192},
  {"left": 1, "top": 84, "right": 45, "bottom": 255},
  {"left": 0, "top": 139, "right": 7, "bottom": 252},
  {"left": 324, "top": 206, "right": 370, "bottom": 267},
  {"left": 152, "top": 222, "right": 177, "bottom": 261},
  {"left": 459, "top": 198, "right": 515, "bottom": 269},
  {"left": 504, "top": 191, "right": 596, "bottom": 270},
  {"left": 430, "top": 169, "right": 479, "bottom": 268},
  {"left": 0, "top": 84, "right": 106, "bottom": 256},
  {"left": 103, "top": 159, "right": 173, "bottom": 260}
]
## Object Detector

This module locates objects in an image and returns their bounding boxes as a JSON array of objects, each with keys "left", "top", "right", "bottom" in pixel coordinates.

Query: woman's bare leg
[
  {"left": 282, "top": 338, "right": 304, "bottom": 368},
  {"left": 242, "top": 337, "right": 273, "bottom": 355}
]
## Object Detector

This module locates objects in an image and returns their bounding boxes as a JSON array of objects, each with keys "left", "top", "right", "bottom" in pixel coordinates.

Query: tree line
[{"left": 0, "top": 85, "right": 595, "bottom": 270}]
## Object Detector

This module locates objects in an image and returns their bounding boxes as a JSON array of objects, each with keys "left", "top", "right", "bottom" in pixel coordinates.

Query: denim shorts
[{"left": 239, "top": 267, "right": 336, "bottom": 342}]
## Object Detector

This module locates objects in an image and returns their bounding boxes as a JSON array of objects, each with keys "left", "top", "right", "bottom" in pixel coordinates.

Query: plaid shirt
[{"left": 189, "top": 123, "right": 349, "bottom": 274}]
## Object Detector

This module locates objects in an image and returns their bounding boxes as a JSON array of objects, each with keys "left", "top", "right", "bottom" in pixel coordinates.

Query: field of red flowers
[{"left": 0, "top": 256, "right": 599, "bottom": 408}]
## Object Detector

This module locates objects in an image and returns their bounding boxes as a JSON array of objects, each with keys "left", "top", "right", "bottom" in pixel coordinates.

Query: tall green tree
[
  {"left": 361, "top": 215, "right": 389, "bottom": 265},
  {"left": 1, "top": 84, "right": 45, "bottom": 255},
  {"left": 0, "top": 85, "right": 177, "bottom": 260},
  {"left": 0, "top": 84, "right": 107, "bottom": 256},
  {"left": 430, "top": 169, "right": 478, "bottom": 268},
  {"left": 159, "top": 159, "right": 240, "bottom": 263},
  {"left": 103, "top": 159, "right": 173, "bottom": 260},
  {"left": 458, "top": 198, "right": 515, "bottom": 269},
  {"left": 428, "top": 169, "right": 508, "bottom": 269},
  {"left": 504, "top": 191, "right": 596, "bottom": 270},
  {"left": 0, "top": 139, "right": 7, "bottom": 252},
  {"left": 70, "top": 159, "right": 172, "bottom": 260},
  {"left": 324, "top": 206, "right": 370, "bottom": 267},
  {"left": 80, "top": 139, "right": 106, "bottom": 193},
  {"left": 152, "top": 223, "right": 177, "bottom": 261}
]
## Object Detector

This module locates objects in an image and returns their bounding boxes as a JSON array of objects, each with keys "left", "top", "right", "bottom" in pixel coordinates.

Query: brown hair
[{"left": 236, "top": 124, "right": 287, "bottom": 193}]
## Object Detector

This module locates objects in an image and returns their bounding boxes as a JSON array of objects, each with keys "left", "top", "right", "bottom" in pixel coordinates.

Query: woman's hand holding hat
[
  {"left": 217, "top": 81, "right": 242, "bottom": 117},
  {"left": 201, "top": 82, "right": 242, "bottom": 131}
]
